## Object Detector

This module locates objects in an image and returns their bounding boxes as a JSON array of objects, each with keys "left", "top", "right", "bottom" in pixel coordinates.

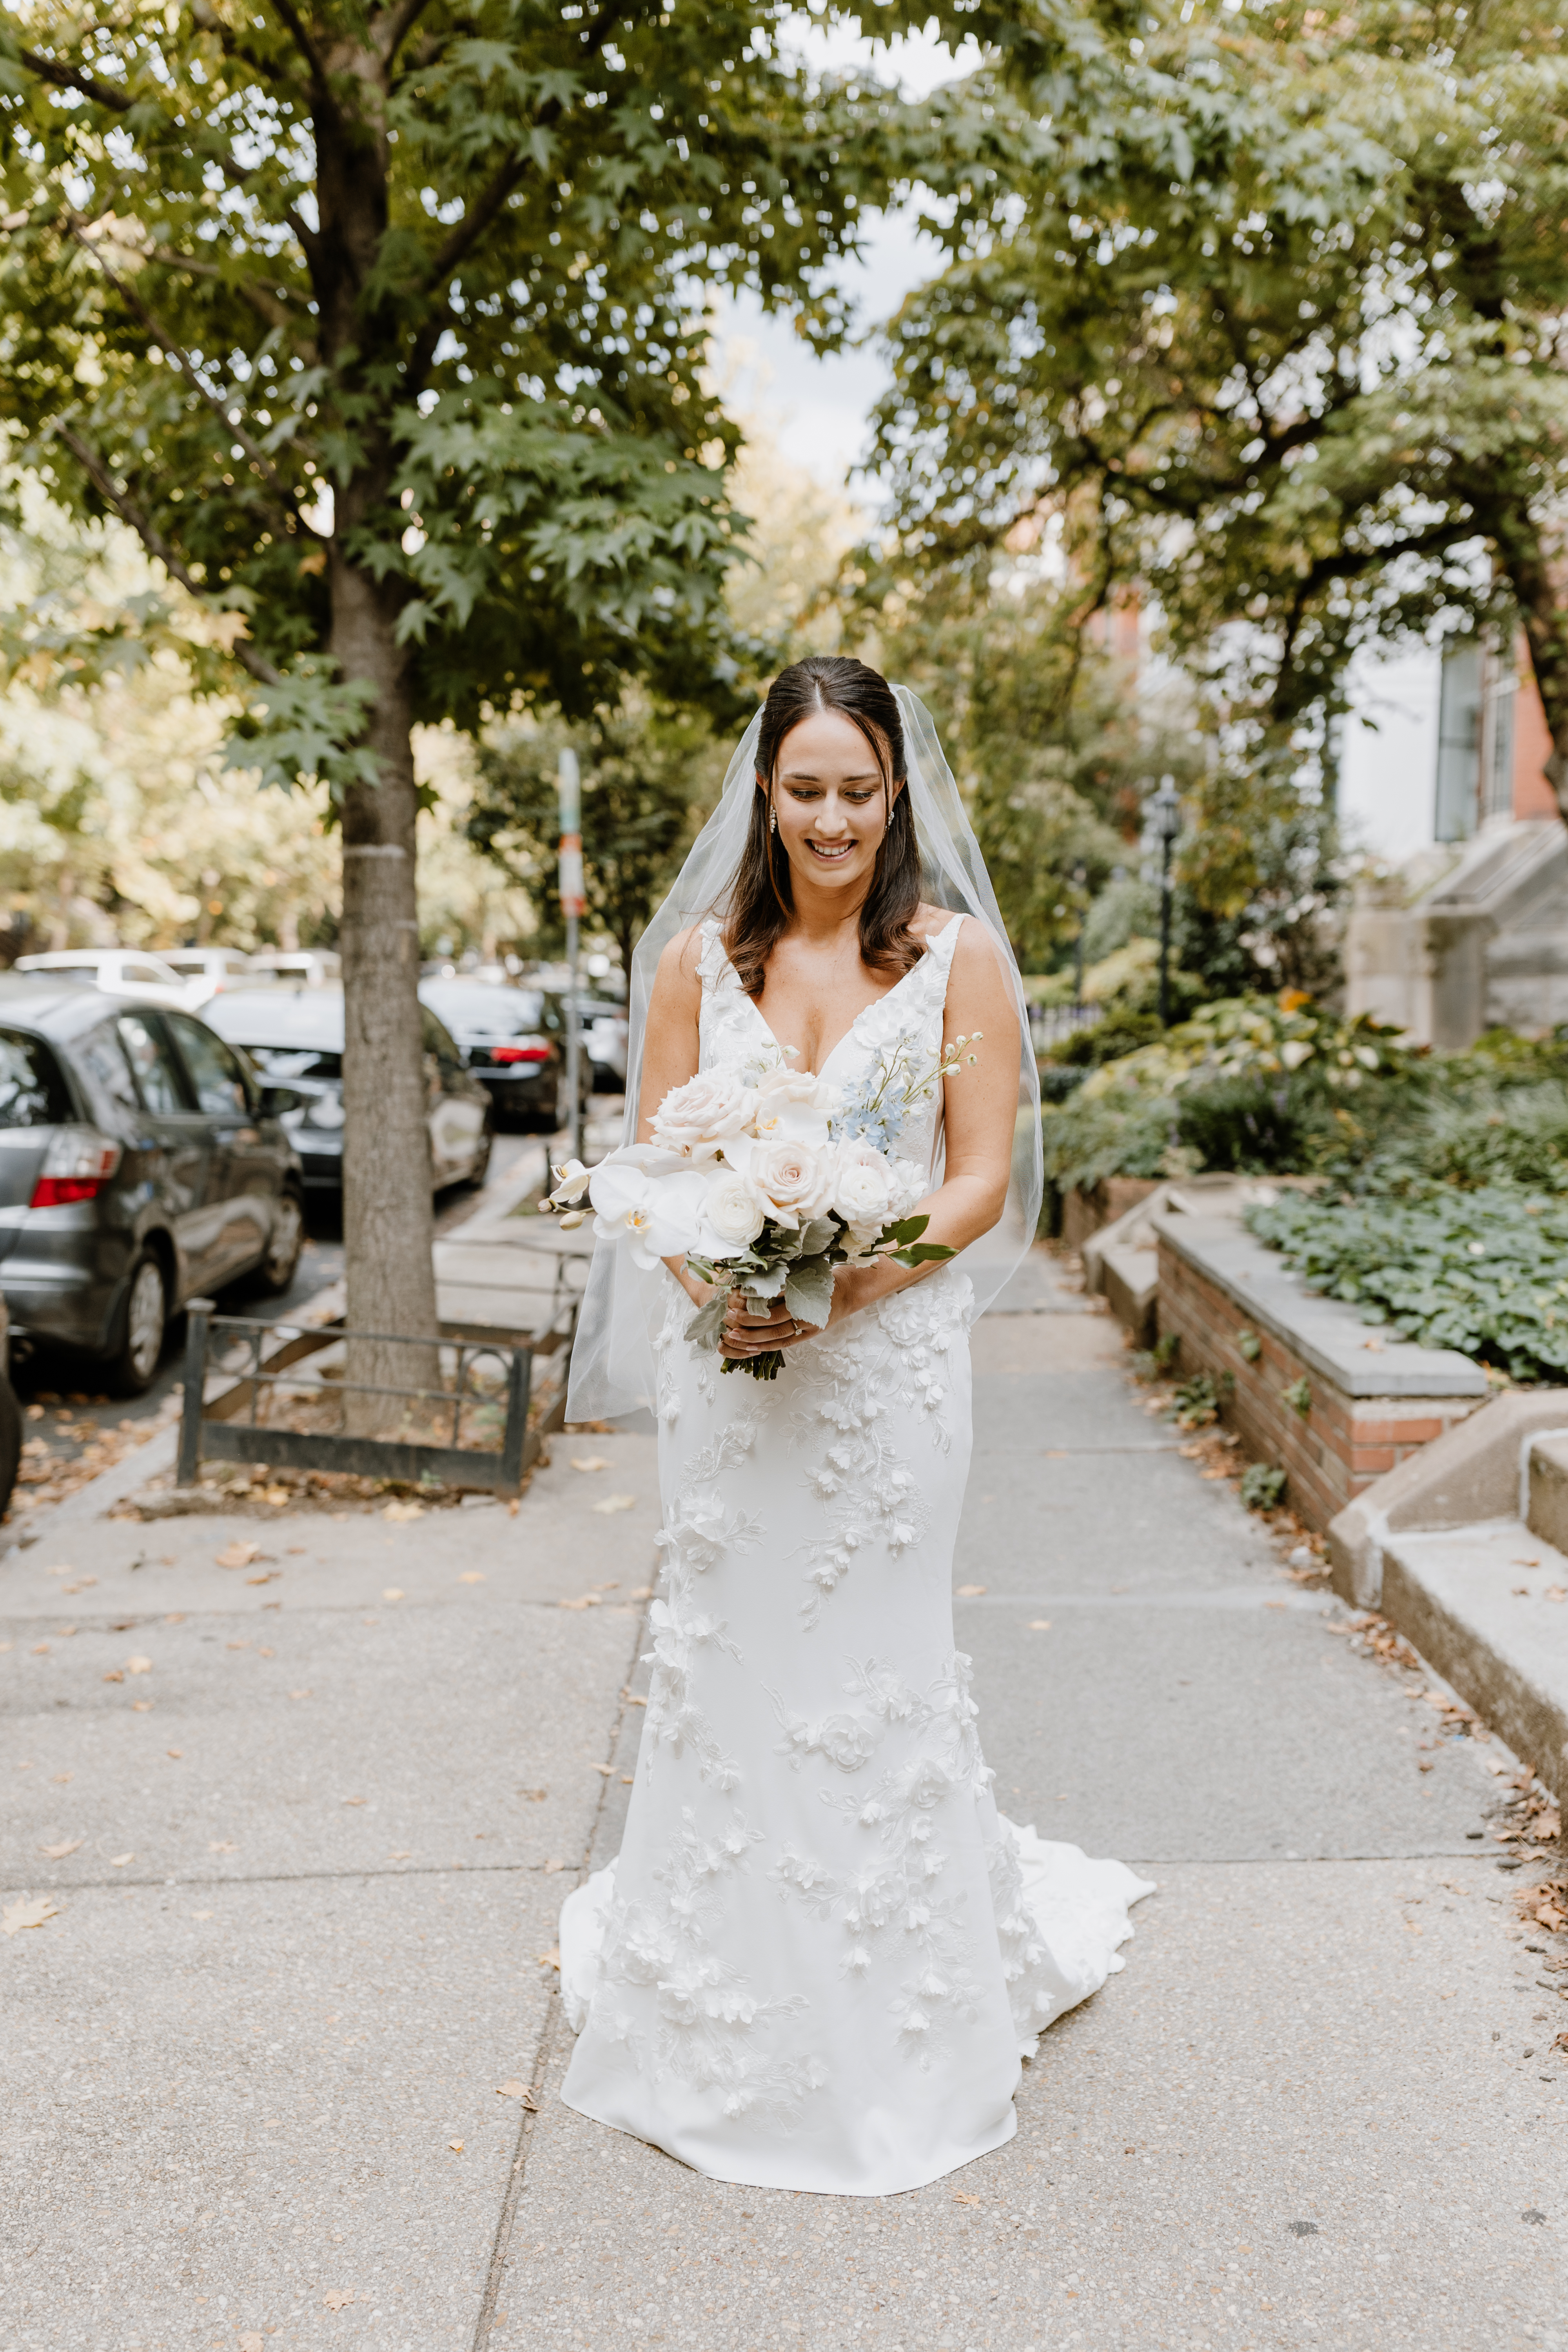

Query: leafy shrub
[
  {"left": 1246, "top": 1188, "right": 1568, "bottom": 1383},
  {"left": 1240, "top": 1463, "right": 1287, "bottom": 1511}
]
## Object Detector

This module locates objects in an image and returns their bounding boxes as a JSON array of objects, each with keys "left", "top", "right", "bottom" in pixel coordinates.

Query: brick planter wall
[
  {"left": 1155, "top": 1221, "right": 1486, "bottom": 1534},
  {"left": 1061, "top": 1176, "right": 1162, "bottom": 1254}
]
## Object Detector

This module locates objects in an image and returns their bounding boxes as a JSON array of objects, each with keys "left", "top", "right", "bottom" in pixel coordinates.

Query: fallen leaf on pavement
[
  {"left": 52, "top": 1770, "right": 72, "bottom": 1782},
  {"left": 209, "top": 1840, "right": 238, "bottom": 1853},
  {"left": 1029, "top": 1620, "right": 1052, "bottom": 1632},
  {"left": 594, "top": 1762, "right": 614, "bottom": 1775},
  {"left": 571, "top": 1455, "right": 610, "bottom": 1472},
  {"left": 590, "top": 1494, "right": 636, "bottom": 1515},
  {"left": 240, "top": 2334, "right": 265, "bottom": 2350},
  {"left": 383, "top": 1501, "right": 423, "bottom": 1523},
  {"left": 341, "top": 1797, "right": 367, "bottom": 1808},
  {"left": 102, "top": 1668, "right": 124, "bottom": 1684},
  {"left": 3, "top": 1896, "right": 60, "bottom": 1935},
  {"left": 537, "top": 1945, "right": 561, "bottom": 1968},
  {"left": 245, "top": 1572, "right": 279, "bottom": 1586},
  {"left": 448, "top": 2138, "right": 464, "bottom": 2153},
  {"left": 382, "top": 1587, "right": 404, "bottom": 1601},
  {"left": 259, "top": 1485, "right": 290, "bottom": 1506},
  {"left": 543, "top": 1858, "right": 567, "bottom": 1874},
  {"left": 125, "top": 1656, "right": 152, "bottom": 1675},
  {"left": 166, "top": 1749, "right": 183, "bottom": 1759},
  {"left": 289, "top": 1689, "right": 312, "bottom": 1701},
  {"left": 110, "top": 1854, "right": 134, "bottom": 1867},
  {"left": 1549, "top": 1587, "right": 1568, "bottom": 1604},
  {"left": 38, "top": 1838, "right": 82, "bottom": 1859},
  {"left": 1514, "top": 1557, "right": 1541, "bottom": 1568},
  {"left": 952, "top": 2190, "right": 982, "bottom": 2206},
  {"left": 558, "top": 1594, "right": 601, "bottom": 1610},
  {"left": 131, "top": 1700, "right": 154, "bottom": 1712},
  {"left": 458, "top": 1570, "right": 485, "bottom": 1584},
  {"left": 216, "top": 1541, "right": 263, "bottom": 1569},
  {"left": 495, "top": 2080, "right": 540, "bottom": 2109},
  {"left": 520, "top": 1787, "right": 548, "bottom": 1801},
  {"left": 321, "top": 2288, "right": 355, "bottom": 2311},
  {"left": 955, "top": 1584, "right": 987, "bottom": 1597},
  {"left": 31, "top": 1642, "right": 49, "bottom": 1655},
  {"left": 630, "top": 1586, "right": 653, "bottom": 1600}
]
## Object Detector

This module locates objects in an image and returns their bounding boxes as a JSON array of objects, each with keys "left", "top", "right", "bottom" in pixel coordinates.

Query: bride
[{"left": 557, "top": 655, "right": 1151, "bottom": 2197}]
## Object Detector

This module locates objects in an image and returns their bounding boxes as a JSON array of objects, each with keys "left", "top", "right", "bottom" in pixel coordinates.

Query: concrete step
[
  {"left": 1380, "top": 1515, "right": 1568, "bottom": 1797},
  {"left": 1528, "top": 1429, "right": 1568, "bottom": 1553}
]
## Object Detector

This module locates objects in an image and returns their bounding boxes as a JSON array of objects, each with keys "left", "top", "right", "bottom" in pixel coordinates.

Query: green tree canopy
[
  {"left": 869, "top": 0, "right": 1568, "bottom": 810},
  {"left": 470, "top": 699, "right": 725, "bottom": 979},
  {"left": 0, "top": 0, "right": 917, "bottom": 1347}
]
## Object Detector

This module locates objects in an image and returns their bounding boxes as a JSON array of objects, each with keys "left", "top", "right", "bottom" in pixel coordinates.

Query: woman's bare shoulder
[{"left": 651, "top": 924, "right": 708, "bottom": 996}]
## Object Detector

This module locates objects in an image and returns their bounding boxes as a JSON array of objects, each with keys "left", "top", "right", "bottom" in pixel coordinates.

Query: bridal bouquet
[{"left": 546, "top": 1033, "right": 980, "bottom": 1379}]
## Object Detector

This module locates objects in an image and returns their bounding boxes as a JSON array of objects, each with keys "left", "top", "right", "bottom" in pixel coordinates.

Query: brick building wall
[{"left": 1156, "top": 1235, "right": 1483, "bottom": 1532}]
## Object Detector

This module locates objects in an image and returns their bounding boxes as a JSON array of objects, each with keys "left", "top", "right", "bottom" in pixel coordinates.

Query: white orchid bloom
[{"left": 548, "top": 1156, "right": 593, "bottom": 1207}]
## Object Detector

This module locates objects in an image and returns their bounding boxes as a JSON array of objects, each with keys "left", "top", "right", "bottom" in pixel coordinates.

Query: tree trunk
[{"left": 331, "top": 552, "right": 440, "bottom": 1429}]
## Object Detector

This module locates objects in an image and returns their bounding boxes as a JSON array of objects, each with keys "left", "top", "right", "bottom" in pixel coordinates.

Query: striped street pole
[{"left": 557, "top": 748, "right": 585, "bottom": 1165}]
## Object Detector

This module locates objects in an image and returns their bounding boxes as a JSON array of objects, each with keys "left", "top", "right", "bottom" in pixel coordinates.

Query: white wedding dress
[{"left": 558, "top": 913, "right": 1153, "bottom": 2196}]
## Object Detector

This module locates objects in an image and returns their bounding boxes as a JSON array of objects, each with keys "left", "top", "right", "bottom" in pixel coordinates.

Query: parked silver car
[
  {"left": 0, "top": 977, "right": 305, "bottom": 1392},
  {"left": 205, "top": 986, "right": 492, "bottom": 1195}
]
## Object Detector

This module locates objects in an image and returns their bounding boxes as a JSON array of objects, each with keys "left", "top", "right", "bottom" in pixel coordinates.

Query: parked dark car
[
  {"left": 205, "top": 986, "right": 493, "bottom": 1195},
  {"left": 416, "top": 979, "right": 592, "bottom": 1129},
  {"left": 0, "top": 976, "right": 305, "bottom": 1393}
]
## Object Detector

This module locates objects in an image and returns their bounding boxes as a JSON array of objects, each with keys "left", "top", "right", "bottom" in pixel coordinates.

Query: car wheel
[
  {"left": 106, "top": 1250, "right": 168, "bottom": 1396},
  {"left": 0, "top": 1373, "right": 21, "bottom": 1520},
  {"left": 245, "top": 1189, "right": 305, "bottom": 1296}
]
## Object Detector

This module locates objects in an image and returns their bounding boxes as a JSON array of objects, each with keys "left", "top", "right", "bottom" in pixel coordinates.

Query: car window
[
  {"left": 419, "top": 1008, "right": 464, "bottom": 1071},
  {"left": 78, "top": 1022, "right": 141, "bottom": 1113},
  {"left": 0, "top": 1030, "right": 71, "bottom": 1127},
  {"left": 164, "top": 1012, "right": 252, "bottom": 1116},
  {"left": 124, "top": 962, "right": 172, "bottom": 985},
  {"left": 116, "top": 1013, "right": 192, "bottom": 1114}
]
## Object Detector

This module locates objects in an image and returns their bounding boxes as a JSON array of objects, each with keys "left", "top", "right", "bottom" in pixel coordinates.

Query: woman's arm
[
  {"left": 722, "top": 920, "right": 1023, "bottom": 1361},
  {"left": 637, "top": 929, "right": 713, "bottom": 1309}
]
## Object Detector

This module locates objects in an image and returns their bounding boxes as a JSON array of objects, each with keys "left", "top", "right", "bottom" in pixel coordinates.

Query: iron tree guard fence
[{"left": 176, "top": 1301, "right": 557, "bottom": 1496}]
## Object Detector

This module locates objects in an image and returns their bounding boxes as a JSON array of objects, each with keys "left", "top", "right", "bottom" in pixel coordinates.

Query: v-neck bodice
[{"left": 695, "top": 914, "right": 966, "bottom": 1178}]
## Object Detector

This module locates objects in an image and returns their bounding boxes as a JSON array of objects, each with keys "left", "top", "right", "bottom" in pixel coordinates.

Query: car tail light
[
  {"left": 31, "top": 1127, "right": 123, "bottom": 1208},
  {"left": 489, "top": 1044, "right": 550, "bottom": 1064}
]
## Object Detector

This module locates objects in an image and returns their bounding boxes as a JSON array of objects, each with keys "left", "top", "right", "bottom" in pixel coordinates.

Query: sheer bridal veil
[{"left": 563, "top": 684, "right": 1045, "bottom": 1423}]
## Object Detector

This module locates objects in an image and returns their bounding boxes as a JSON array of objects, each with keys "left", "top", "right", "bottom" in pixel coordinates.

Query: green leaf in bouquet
[
  {"left": 742, "top": 1263, "right": 789, "bottom": 1299},
  {"left": 683, "top": 1294, "right": 728, "bottom": 1351},
  {"left": 891, "top": 1242, "right": 958, "bottom": 1267},
  {"left": 784, "top": 1255, "right": 835, "bottom": 1328},
  {"left": 797, "top": 1216, "right": 839, "bottom": 1256},
  {"left": 881, "top": 1215, "right": 931, "bottom": 1246},
  {"left": 685, "top": 1253, "right": 720, "bottom": 1286}
]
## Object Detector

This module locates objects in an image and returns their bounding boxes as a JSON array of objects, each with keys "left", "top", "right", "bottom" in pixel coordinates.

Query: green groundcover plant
[{"left": 1245, "top": 1189, "right": 1568, "bottom": 1386}]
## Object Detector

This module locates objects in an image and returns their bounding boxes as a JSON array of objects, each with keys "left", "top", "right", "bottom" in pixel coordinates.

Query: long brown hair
[{"left": 722, "top": 656, "right": 923, "bottom": 999}]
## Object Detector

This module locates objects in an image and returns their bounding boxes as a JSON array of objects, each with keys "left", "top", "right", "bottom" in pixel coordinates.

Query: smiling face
[{"left": 760, "top": 708, "right": 903, "bottom": 899}]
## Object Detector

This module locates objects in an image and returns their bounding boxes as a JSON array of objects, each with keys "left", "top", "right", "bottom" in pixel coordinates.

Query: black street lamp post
[{"left": 1151, "top": 776, "right": 1182, "bottom": 1029}]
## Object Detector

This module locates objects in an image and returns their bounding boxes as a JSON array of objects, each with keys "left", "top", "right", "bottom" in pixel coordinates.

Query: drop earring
[{"left": 769, "top": 801, "right": 777, "bottom": 835}]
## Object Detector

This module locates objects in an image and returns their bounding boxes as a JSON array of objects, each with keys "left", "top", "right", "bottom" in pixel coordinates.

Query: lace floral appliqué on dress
[{"left": 559, "top": 913, "right": 1153, "bottom": 2196}]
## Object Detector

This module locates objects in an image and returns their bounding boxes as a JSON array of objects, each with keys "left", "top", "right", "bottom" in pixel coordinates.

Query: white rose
[
  {"left": 831, "top": 1147, "right": 898, "bottom": 1229},
  {"left": 887, "top": 1158, "right": 927, "bottom": 1218},
  {"left": 742, "top": 1136, "right": 835, "bottom": 1229},
  {"left": 750, "top": 1066, "right": 836, "bottom": 1149},
  {"left": 651, "top": 1070, "right": 757, "bottom": 1155},
  {"left": 698, "top": 1170, "right": 766, "bottom": 1250}
]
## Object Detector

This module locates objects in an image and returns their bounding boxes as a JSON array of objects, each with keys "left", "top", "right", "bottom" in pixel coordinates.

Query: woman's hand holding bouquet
[{"left": 546, "top": 1037, "right": 980, "bottom": 1380}]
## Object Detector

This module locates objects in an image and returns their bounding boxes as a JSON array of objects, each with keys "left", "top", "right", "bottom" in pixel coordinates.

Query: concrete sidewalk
[{"left": 5, "top": 1252, "right": 1566, "bottom": 2352}]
